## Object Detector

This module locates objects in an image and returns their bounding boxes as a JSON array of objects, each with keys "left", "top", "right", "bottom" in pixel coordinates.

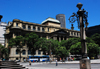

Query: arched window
[
  {"left": 42, "top": 28, "right": 45, "bottom": 32},
  {"left": 16, "top": 49, "right": 19, "bottom": 54},
  {"left": 38, "top": 27, "right": 40, "bottom": 31},
  {"left": 22, "top": 25, "right": 26, "bottom": 29},
  {"left": 48, "top": 28, "right": 49, "bottom": 32},
  {"left": 28, "top": 26, "right": 31, "bottom": 30},
  {"left": 74, "top": 32, "right": 76, "bottom": 36},
  {"left": 22, "top": 50, "right": 26, "bottom": 55},
  {"left": 38, "top": 50, "right": 41, "bottom": 55},
  {"left": 16, "top": 23, "right": 18, "bottom": 27},
  {"left": 71, "top": 32, "right": 73, "bottom": 36},
  {"left": 33, "top": 26, "right": 35, "bottom": 30}
]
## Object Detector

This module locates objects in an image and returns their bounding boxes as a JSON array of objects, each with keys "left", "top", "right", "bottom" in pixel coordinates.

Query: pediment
[{"left": 52, "top": 29, "right": 67, "bottom": 34}]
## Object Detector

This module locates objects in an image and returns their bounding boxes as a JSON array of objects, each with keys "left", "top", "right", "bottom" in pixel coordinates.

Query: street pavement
[{"left": 17, "top": 59, "right": 100, "bottom": 69}]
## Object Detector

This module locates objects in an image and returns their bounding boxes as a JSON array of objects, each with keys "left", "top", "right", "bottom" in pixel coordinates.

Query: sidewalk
[
  {"left": 18, "top": 59, "right": 100, "bottom": 64},
  {"left": 18, "top": 59, "right": 100, "bottom": 69},
  {"left": 53, "top": 59, "right": 100, "bottom": 64}
]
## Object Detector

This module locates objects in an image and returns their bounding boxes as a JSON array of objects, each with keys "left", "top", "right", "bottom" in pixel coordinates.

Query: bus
[{"left": 28, "top": 55, "right": 50, "bottom": 62}]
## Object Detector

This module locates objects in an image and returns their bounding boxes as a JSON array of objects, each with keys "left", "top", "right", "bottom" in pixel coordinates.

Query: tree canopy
[
  {"left": 61, "top": 37, "right": 80, "bottom": 50},
  {"left": 70, "top": 42, "right": 82, "bottom": 55},
  {"left": 87, "top": 43, "right": 100, "bottom": 58},
  {"left": 91, "top": 33, "right": 100, "bottom": 46},
  {"left": 55, "top": 46, "right": 69, "bottom": 59},
  {"left": 0, "top": 44, "right": 8, "bottom": 60},
  {"left": 69, "top": 37, "right": 100, "bottom": 58},
  {"left": 34, "top": 38, "right": 60, "bottom": 55},
  {"left": 25, "top": 32, "right": 39, "bottom": 55}
]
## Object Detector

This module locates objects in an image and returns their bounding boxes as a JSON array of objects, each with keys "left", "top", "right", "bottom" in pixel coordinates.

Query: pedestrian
[
  {"left": 29, "top": 60, "right": 31, "bottom": 66},
  {"left": 56, "top": 59, "right": 58, "bottom": 66}
]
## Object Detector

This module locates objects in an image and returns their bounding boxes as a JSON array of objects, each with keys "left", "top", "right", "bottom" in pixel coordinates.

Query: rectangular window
[
  {"left": 16, "top": 50, "right": 19, "bottom": 54},
  {"left": 48, "top": 28, "right": 49, "bottom": 32},
  {"left": 22, "top": 25, "right": 26, "bottom": 29},
  {"left": 38, "top": 50, "right": 41, "bottom": 55},
  {"left": 74, "top": 33, "right": 76, "bottom": 36},
  {"left": 38, "top": 27, "right": 40, "bottom": 31},
  {"left": 22, "top": 50, "right": 26, "bottom": 55},
  {"left": 16, "top": 23, "right": 18, "bottom": 27},
  {"left": 71, "top": 32, "right": 73, "bottom": 36},
  {"left": 42, "top": 28, "right": 45, "bottom": 32},
  {"left": 28, "top": 26, "right": 31, "bottom": 30},
  {"left": 33, "top": 26, "right": 35, "bottom": 30}
]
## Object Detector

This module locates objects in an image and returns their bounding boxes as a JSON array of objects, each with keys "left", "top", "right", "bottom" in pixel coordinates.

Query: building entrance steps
[{"left": 0, "top": 61, "right": 28, "bottom": 69}]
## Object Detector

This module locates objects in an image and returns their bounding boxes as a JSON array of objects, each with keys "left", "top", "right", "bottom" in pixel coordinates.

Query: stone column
[
  {"left": 31, "top": 25, "right": 33, "bottom": 31},
  {"left": 46, "top": 36, "right": 49, "bottom": 39},
  {"left": 79, "top": 33, "right": 80, "bottom": 37},
  {"left": 13, "top": 22, "right": 16, "bottom": 27},
  {"left": 26, "top": 24, "right": 28, "bottom": 30},
  {"left": 59, "top": 37, "right": 61, "bottom": 42},
  {"left": 36, "top": 50, "right": 38, "bottom": 55},
  {"left": 67, "top": 38, "right": 68, "bottom": 40},
  {"left": 63, "top": 37, "right": 64, "bottom": 40},
  {"left": 76, "top": 33, "right": 77, "bottom": 36},
  {"left": 5, "top": 38, "right": 8, "bottom": 48},
  {"left": 13, "top": 33, "right": 16, "bottom": 38},
  {"left": 69, "top": 32, "right": 71, "bottom": 36},
  {"left": 40, "top": 27, "right": 42, "bottom": 32},
  {"left": 53, "top": 37, "right": 57, "bottom": 40},
  {"left": 36, "top": 26, "right": 38, "bottom": 31},
  {"left": 73, "top": 32, "right": 74, "bottom": 36},
  {"left": 19, "top": 23, "right": 22, "bottom": 28}
]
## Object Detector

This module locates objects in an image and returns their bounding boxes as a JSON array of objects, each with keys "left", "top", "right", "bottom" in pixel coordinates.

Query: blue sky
[{"left": 0, "top": 0, "right": 100, "bottom": 30}]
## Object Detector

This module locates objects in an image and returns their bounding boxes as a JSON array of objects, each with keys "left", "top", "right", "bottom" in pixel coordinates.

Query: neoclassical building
[{"left": 4, "top": 17, "right": 80, "bottom": 61}]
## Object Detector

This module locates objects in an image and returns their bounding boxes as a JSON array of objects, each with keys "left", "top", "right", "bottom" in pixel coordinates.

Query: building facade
[
  {"left": 5, "top": 17, "right": 80, "bottom": 61},
  {"left": 0, "top": 22, "right": 7, "bottom": 46},
  {"left": 86, "top": 25, "right": 100, "bottom": 37}
]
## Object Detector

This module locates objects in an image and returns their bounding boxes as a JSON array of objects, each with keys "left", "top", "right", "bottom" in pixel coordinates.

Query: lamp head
[{"left": 76, "top": 3, "right": 83, "bottom": 10}]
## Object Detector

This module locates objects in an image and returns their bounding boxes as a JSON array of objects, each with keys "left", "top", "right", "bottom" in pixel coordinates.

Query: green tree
[
  {"left": 69, "top": 41, "right": 100, "bottom": 58},
  {"left": 34, "top": 38, "right": 59, "bottom": 55},
  {"left": 87, "top": 43, "right": 100, "bottom": 58},
  {"left": 61, "top": 37, "right": 80, "bottom": 50},
  {"left": 25, "top": 32, "right": 39, "bottom": 55},
  {"left": 91, "top": 33, "right": 100, "bottom": 46},
  {"left": 35, "top": 38, "right": 69, "bottom": 60},
  {"left": 8, "top": 38, "right": 16, "bottom": 48},
  {"left": 8, "top": 36, "right": 24, "bottom": 61},
  {"left": 0, "top": 44, "right": 8, "bottom": 60},
  {"left": 15, "top": 36, "right": 24, "bottom": 61},
  {"left": 70, "top": 42, "right": 82, "bottom": 55},
  {"left": 86, "top": 37, "right": 95, "bottom": 43},
  {"left": 55, "top": 46, "right": 69, "bottom": 59}
]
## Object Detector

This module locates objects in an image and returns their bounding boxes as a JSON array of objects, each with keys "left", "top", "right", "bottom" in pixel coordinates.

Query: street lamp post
[{"left": 68, "top": 3, "right": 91, "bottom": 69}]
